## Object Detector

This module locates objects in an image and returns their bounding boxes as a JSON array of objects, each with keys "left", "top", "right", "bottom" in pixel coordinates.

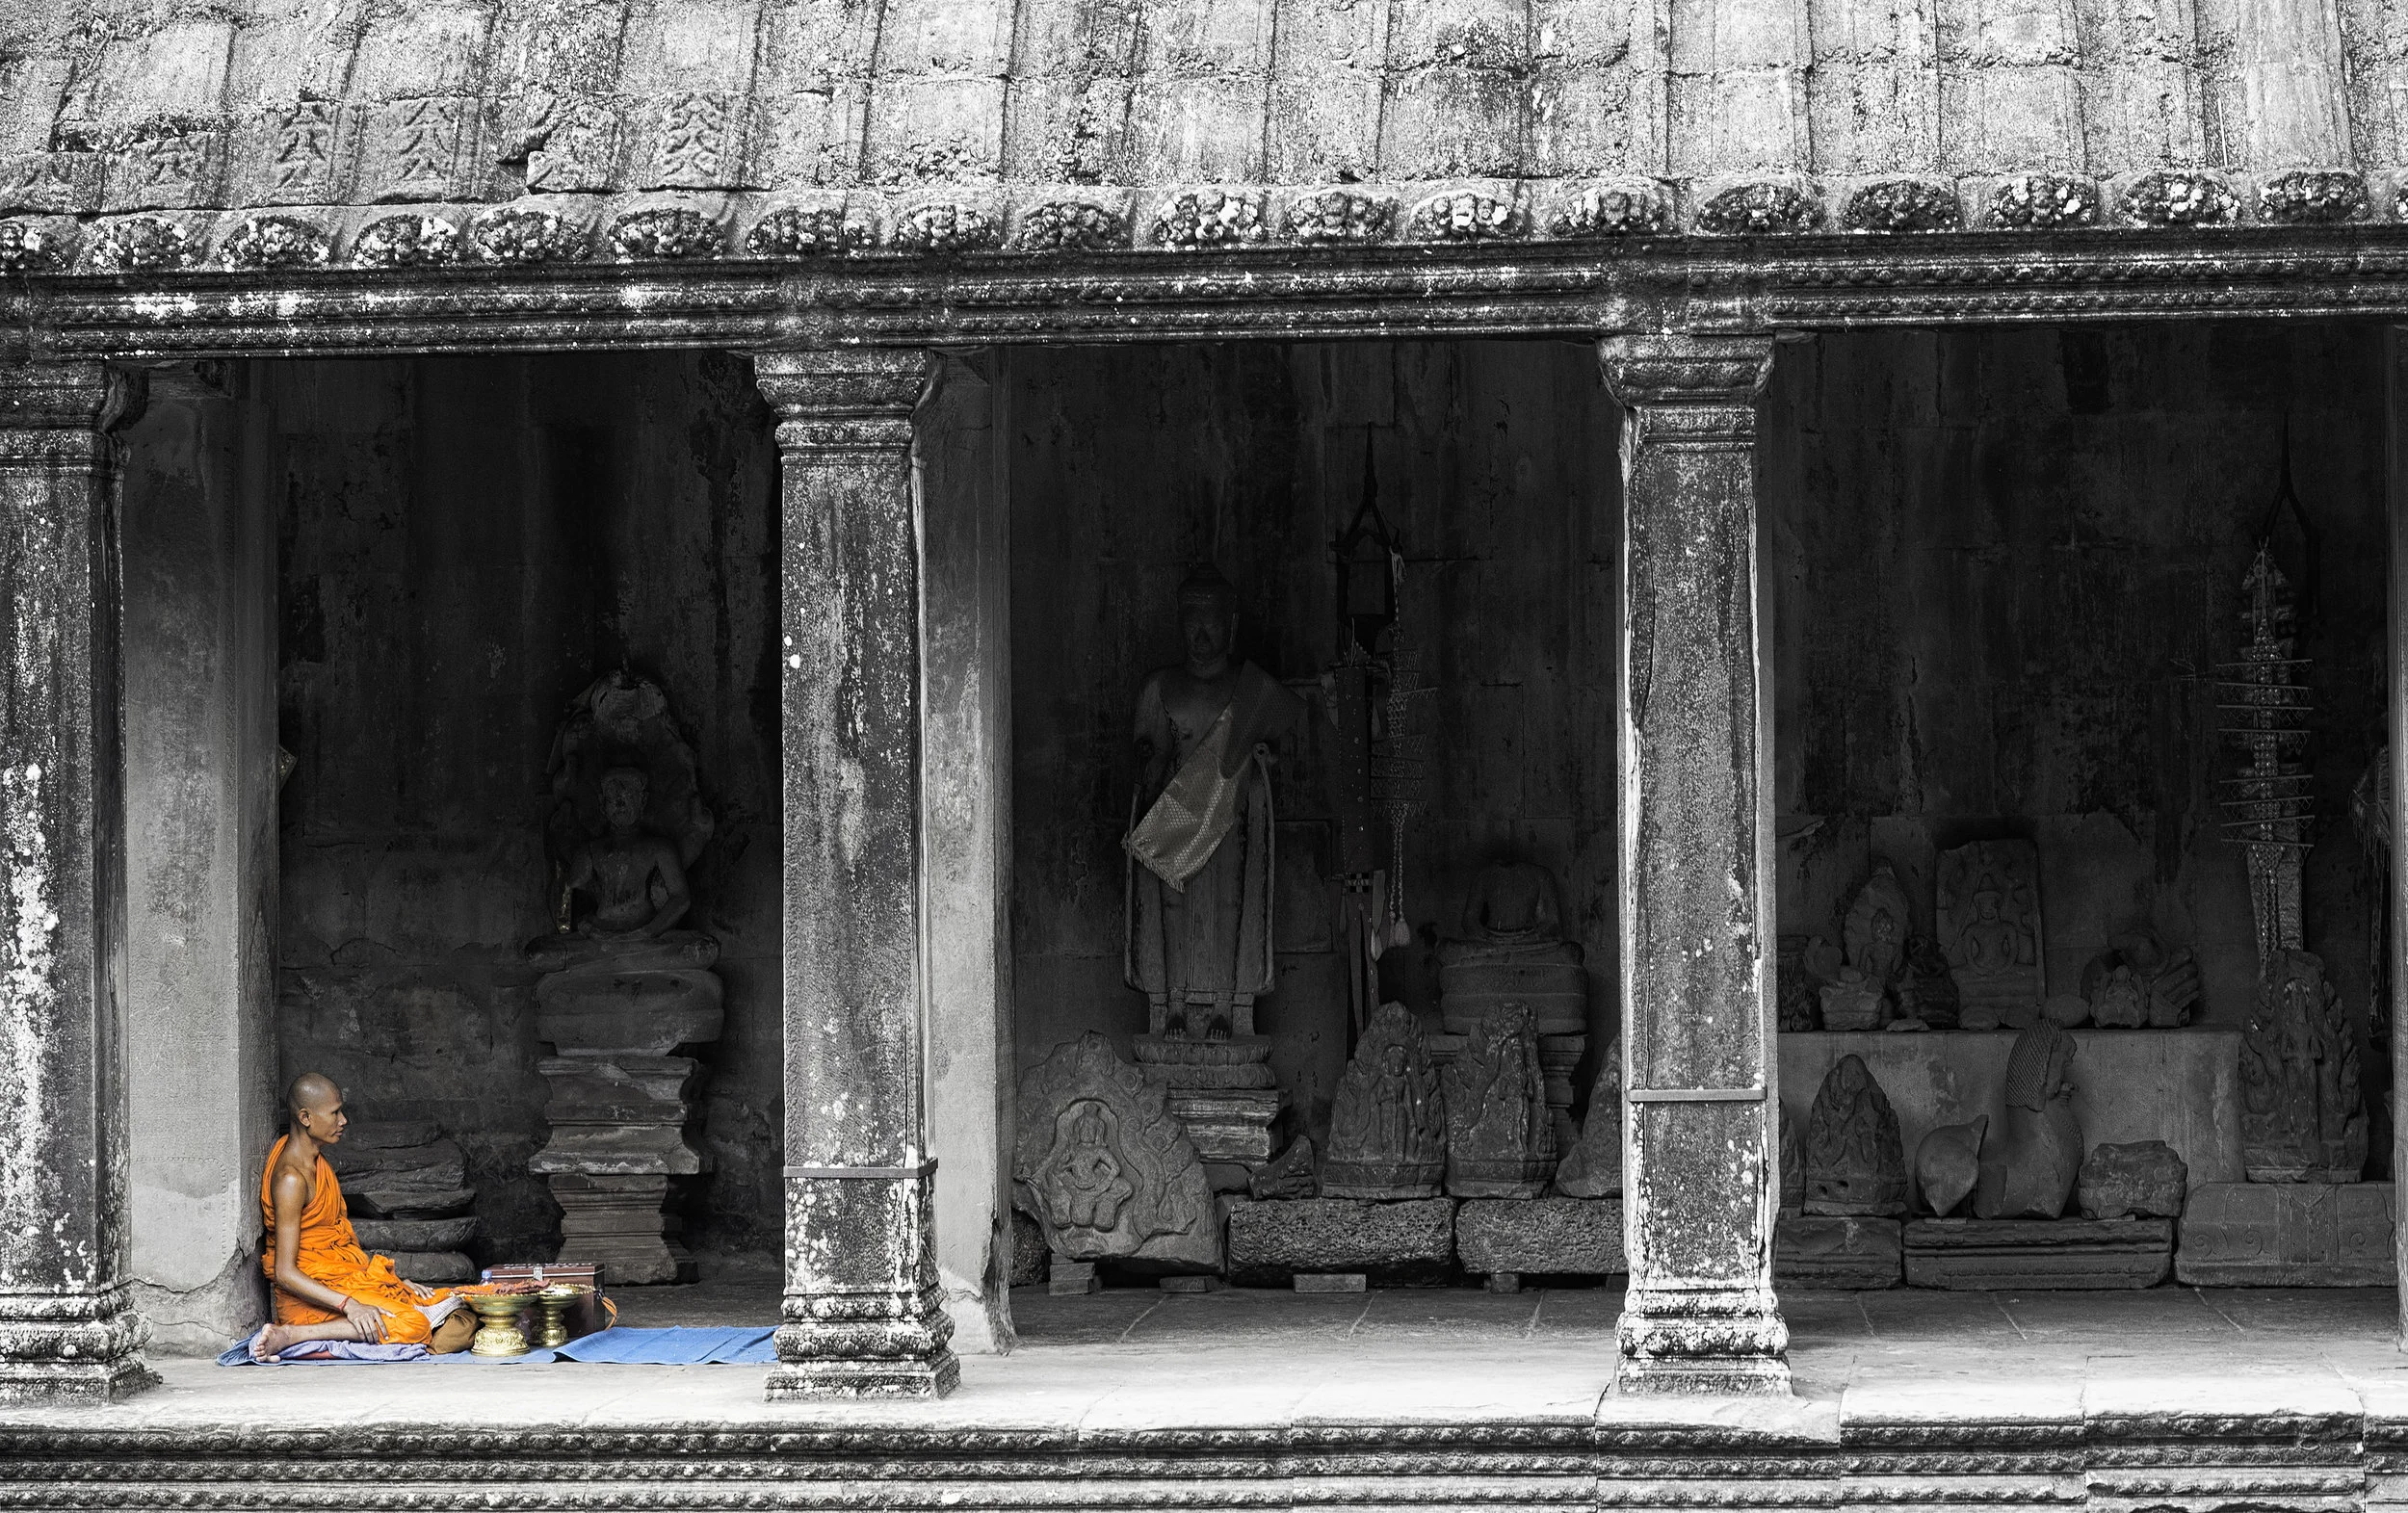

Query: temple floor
[
  {"left": 13, "top": 1287, "right": 2408, "bottom": 1513},
  {"left": 17, "top": 1285, "right": 2406, "bottom": 1427}
]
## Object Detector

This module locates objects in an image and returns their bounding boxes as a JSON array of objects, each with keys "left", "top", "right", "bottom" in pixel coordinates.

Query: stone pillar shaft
[
  {"left": 1599, "top": 333, "right": 1789, "bottom": 1396},
  {"left": 0, "top": 361, "right": 150, "bottom": 1402},
  {"left": 756, "top": 349, "right": 956, "bottom": 1399}
]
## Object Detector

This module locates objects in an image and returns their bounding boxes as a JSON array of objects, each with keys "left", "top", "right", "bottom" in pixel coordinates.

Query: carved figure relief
[
  {"left": 1801, "top": 1056, "right": 1907, "bottom": 1216},
  {"left": 1844, "top": 864, "right": 1913, "bottom": 999},
  {"left": 2239, "top": 949, "right": 2367, "bottom": 1182},
  {"left": 1014, "top": 1034, "right": 1219, "bottom": 1271},
  {"left": 2083, "top": 929, "right": 2200, "bottom": 1029},
  {"left": 1442, "top": 1004, "right": 1558, "bottom": 1198},
  {"left": 1939, "top": 841, "right": 2043, "bottom": 1029},
  {"left": 1553, "top": 1034, "right": 1622, "bottom": 1198},
  {"left": 1322, "top": 1003, "right": 1446, "bottom": 1200},
  {"left": 1973, "top": 1021, "right": 2083, "bottom": 1219}
]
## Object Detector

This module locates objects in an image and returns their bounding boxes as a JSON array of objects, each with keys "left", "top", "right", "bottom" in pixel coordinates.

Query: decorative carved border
[{"left": 10, "top": 219, "right": 2408, "bottom": 353}]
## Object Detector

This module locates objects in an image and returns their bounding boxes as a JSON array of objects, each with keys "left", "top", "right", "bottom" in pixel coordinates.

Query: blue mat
[
  {"left": 220, "top": 1325, "right": 775, "bottom": 1366},
  {"left": 555, "top": 1326, "right": 778, "bottom": 1364}
]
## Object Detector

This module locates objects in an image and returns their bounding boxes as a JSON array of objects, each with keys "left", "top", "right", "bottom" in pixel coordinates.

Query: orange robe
[{"left": 260, "top": 1134, "right": 452, "bottom": 1344}]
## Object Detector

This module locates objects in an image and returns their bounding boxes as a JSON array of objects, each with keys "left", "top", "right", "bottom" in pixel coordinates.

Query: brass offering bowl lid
[{"left": 466, "top": 1292, "right": 531, "bottom": 1319}]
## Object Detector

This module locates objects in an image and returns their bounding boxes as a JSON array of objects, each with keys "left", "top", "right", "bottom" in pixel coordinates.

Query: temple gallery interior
[{"left": 123, "top": 324, "right": 2397, "bottom": 1365}]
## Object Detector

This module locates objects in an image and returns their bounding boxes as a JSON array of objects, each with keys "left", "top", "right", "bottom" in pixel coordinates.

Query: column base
[
  {"left": 772, "top": 1287, "right": 959, "bottom": 1400},
  {"left": 0, "top": 1356, "right": 158, "bottom": 1404},
  {"left": 766, "top": 1352, "right": 961, "bottom": 1399},
  {"left": 0, "top": 1291, "right": 156, "bottom": 1404},
  {"left": 1615, "top": 1286, "right": 1791, "bottom": 1396}
]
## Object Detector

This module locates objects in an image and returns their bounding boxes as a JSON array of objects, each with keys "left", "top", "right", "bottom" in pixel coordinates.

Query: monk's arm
[{"left": 270, "top": 1167, "right": 391, "bottom": 1342}]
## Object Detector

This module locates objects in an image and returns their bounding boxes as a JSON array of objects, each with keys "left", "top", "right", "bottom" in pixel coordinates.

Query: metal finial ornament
[{"left": 2218, "top": 540, "right": 2313, "bottom": 962}]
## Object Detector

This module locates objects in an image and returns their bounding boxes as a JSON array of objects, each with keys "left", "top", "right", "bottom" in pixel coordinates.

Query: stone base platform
[
  {"left": 15, "top": 1288, "right": 2408, "bottom": 1512},
  {"left": 1904, "top": 1217, "right": 2173, "bottom": 1289},
  {"left": 2176, "top": 1181, "right": 2396, "bottom": 1286},
  {"left": 1776, "top": 1213, "right": 1901, "bottom": 1289},
  {"left": 1455, "top": 1198, "right": 1624, "bottom": 1277},
  {"left": 1222, "top": 1196, "right": 1453, "bottom": 1286}
]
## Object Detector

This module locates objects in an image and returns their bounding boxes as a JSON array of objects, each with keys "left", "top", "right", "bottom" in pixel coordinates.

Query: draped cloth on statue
[
  {"left": 1125, "top": 662, "right": 1295, "bottom": 1020},
  {"left": 259, "top": 1135, "right": 453, "bottom": 1345}
]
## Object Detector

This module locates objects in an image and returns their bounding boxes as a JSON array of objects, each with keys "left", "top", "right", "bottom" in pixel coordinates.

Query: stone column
[
  {"left": 0, "top": 361, "right": 150, "bottom": 1402},
  {"left": 2387, "top": 326, "right": 2408, "bottom": 1351},
  {"left": 121, "top": 363, "right": 279, "bottom": 1354},
  {"left": 1598, "top": 332, "right": 1789, "bottom": 1396},
  {"left": 917, "top": 352, "right": 1015, "bottom": 1356},
  {"left": 756, "top": 349, "right": 957, "bottom": 1399}
]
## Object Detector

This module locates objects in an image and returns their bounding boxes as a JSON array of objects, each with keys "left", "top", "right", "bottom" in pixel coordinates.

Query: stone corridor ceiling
[{"left": 0, "top": 0, "right": 2402, "bottom": 273}]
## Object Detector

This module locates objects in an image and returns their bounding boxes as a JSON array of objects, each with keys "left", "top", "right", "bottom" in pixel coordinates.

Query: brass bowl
[
  {"left": 465, "top": 1291, "right": 532, "bottom": 1357},
  {"left": 534, "top": 1284, "right": 589, "bottom": 1349}
]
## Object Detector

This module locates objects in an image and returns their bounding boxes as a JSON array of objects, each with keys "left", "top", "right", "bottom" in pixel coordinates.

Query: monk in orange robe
[{"left": 253, "top": 1073, "right": 464, "bottom": 1357}]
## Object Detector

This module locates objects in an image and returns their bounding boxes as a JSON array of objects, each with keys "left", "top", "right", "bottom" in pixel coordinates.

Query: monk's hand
[
  {"left": 340, "top": 1296, "right": 388, "bottom": 1343},
  {"left": 404, "top": 1282, "right": 435, "bottom": 1301}
]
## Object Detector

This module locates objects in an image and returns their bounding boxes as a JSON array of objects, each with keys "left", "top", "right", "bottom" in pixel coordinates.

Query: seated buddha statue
[{"left": 1436, "top": 862, "right": 1586, "bottom": 1037}]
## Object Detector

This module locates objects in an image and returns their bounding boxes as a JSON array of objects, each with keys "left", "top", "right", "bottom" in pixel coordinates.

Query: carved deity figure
[
  {"left": 1045, "top": 1102, "right": 1138, "bottom": 1233},
  {"left": 1015, "top": 1033, "right": 1220, "bottom": 1271},
  {"left": 1938, "top": 842, "right": 2044, "bottom": 1030},
  {"left": 563, "top": 769, "right": 691, "bottom": 938},
  {"left": 1442, "top": 1004, "right": 1558, "bottom": 1198},
  {"left": 2083, "top": 929, "right": 2200, "bottom": 1030},
  {"left": 522, "top": 671, "right": 722, "bottom": 1284},
  {"left": 1554, "top": 1034, "right": 1622, "bottom": 1198},
  {"left": 1843, "top": 865, "right": 1913, "bottom": 1009},
  {"left": 2239, "top": 949, "right": 2368, "bottom": 1183},
  {"left": 1125, "top": 565, "right": 1303, "bottom": 1041},
  {"left": 1801, "top": 1055, "right": 1907, "bottom": 1216},
  {"left": 1322, "top": 1003, "right": 1447, "bottom": 1200},
  {"left": 1973, "top": 1021, "right": 2083, "bottom": 1219}
]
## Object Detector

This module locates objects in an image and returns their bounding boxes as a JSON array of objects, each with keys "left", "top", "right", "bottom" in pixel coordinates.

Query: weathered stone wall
[
  {"left": 1764, "top": 325, "right": 2388, "bottom": 1056},
  {"left": 1007, "top": 341, "right": 1625, "bottom": 1141},
  {"left": 270, "top": 352, "right": 781, "bottom": 1261}
]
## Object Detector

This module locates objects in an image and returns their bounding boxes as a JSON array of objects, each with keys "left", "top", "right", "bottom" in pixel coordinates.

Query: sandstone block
[
  {"left": 1904, "top": 1217, "right": 2171, "bottom": 1289},
  {"left": 1455, "top": 1198, "right": 1625, "bottom": 1277},
  {"left": 1295, "top": 1273, "right": 1366, "bottom": 1292},
  {"left": 2174, "top": 1181, "right": 2395, "bottom": 1287},
  {"left": 353, "top": 1216, "right": 479, "bottom": 1252},
  {"left": 1223, "top": 1197, "right": 1454, "bottom": 1287},
  {"left": 1775, "top": 1214, "right": 1902, "bottom": 1289},
  {"left": 2077, "top": 1139, "right": 2187, "bottom": 1220}
]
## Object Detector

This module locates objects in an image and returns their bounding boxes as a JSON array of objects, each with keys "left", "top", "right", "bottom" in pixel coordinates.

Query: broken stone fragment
[{"left": 2076, "top": 1139, "right": 2188, "bottom": 1220}]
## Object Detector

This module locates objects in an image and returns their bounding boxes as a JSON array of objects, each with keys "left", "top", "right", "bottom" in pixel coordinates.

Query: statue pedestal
[
  {"left": 1162, "top": 1089, "right": 1286, "bottom": 1163},
  {"left": 2174, "top": 1181, "right": 2395, "bottom": 1286},
  {"left": 1135, "top": 1033, "right": 1283, "bottom": 1163},
  {"left": 528, "top": 948, "right": 723, "bottom": 1285},
  {"left": 1774, "top": 1213, "right": 1902, "bottom": 1289}
]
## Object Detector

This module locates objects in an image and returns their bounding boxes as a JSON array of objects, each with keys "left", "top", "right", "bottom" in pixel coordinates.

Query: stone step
[
  {"left": 325, "top": 1136, "right": 464, "bottom": 1186},
  {"left": 344, "top": 1184, "right": 477, "bottom": 1220}
]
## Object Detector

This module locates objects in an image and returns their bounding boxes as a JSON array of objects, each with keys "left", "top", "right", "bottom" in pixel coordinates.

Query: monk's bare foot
[{"left": 251, "top": 1323, "right": 294, "bottom": 1360}]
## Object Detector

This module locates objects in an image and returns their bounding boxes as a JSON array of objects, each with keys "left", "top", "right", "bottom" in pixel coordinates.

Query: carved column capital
[
  {"left": 753, "top": 350, "right": 926, "bottom": 456},
  {"left": 0, "top": 363, "right": 140, "bottom": 466},
  {"left": 1597, "top": 333, "right": 1777, "bottom": 431}
]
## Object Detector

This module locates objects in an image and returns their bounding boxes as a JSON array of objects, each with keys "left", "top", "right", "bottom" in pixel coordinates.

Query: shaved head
[{"left": 287, "top": 1073, "right": 341, "bottom": 1119}]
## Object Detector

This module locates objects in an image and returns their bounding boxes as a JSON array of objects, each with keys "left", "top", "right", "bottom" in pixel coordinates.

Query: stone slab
[
  {"left": 1223, "top": 1198, "right": 1454, "bottom": 1287},
  {"left": 2174, "top": 1181, "right": 2396, "bottom": 1287},
  {"left": 1294, "top": 1273, "right": 1367, "bottom": 1292},
  {"left": 1775, "top": 1214, "right": 1902, "bottom": 1290},
  {"left": 352, "top": 1217, "right": 479, "bottom": 1252},
  {"left": 1903, "top": 1217, "right": 2172, "bottom": 1290},
  {"left": 383, "top": 1250, "right": 475, "bottom": 1283},
  {"left": 1050, "top": 1261, "right": 1101, "bottom": 1296},
  {"left": 1781, "top": 1030, "right": 2241, "bottom": 1207},
  {"left": 1455, "top": 1198, "right": 1625, "bottom": 1277}
]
